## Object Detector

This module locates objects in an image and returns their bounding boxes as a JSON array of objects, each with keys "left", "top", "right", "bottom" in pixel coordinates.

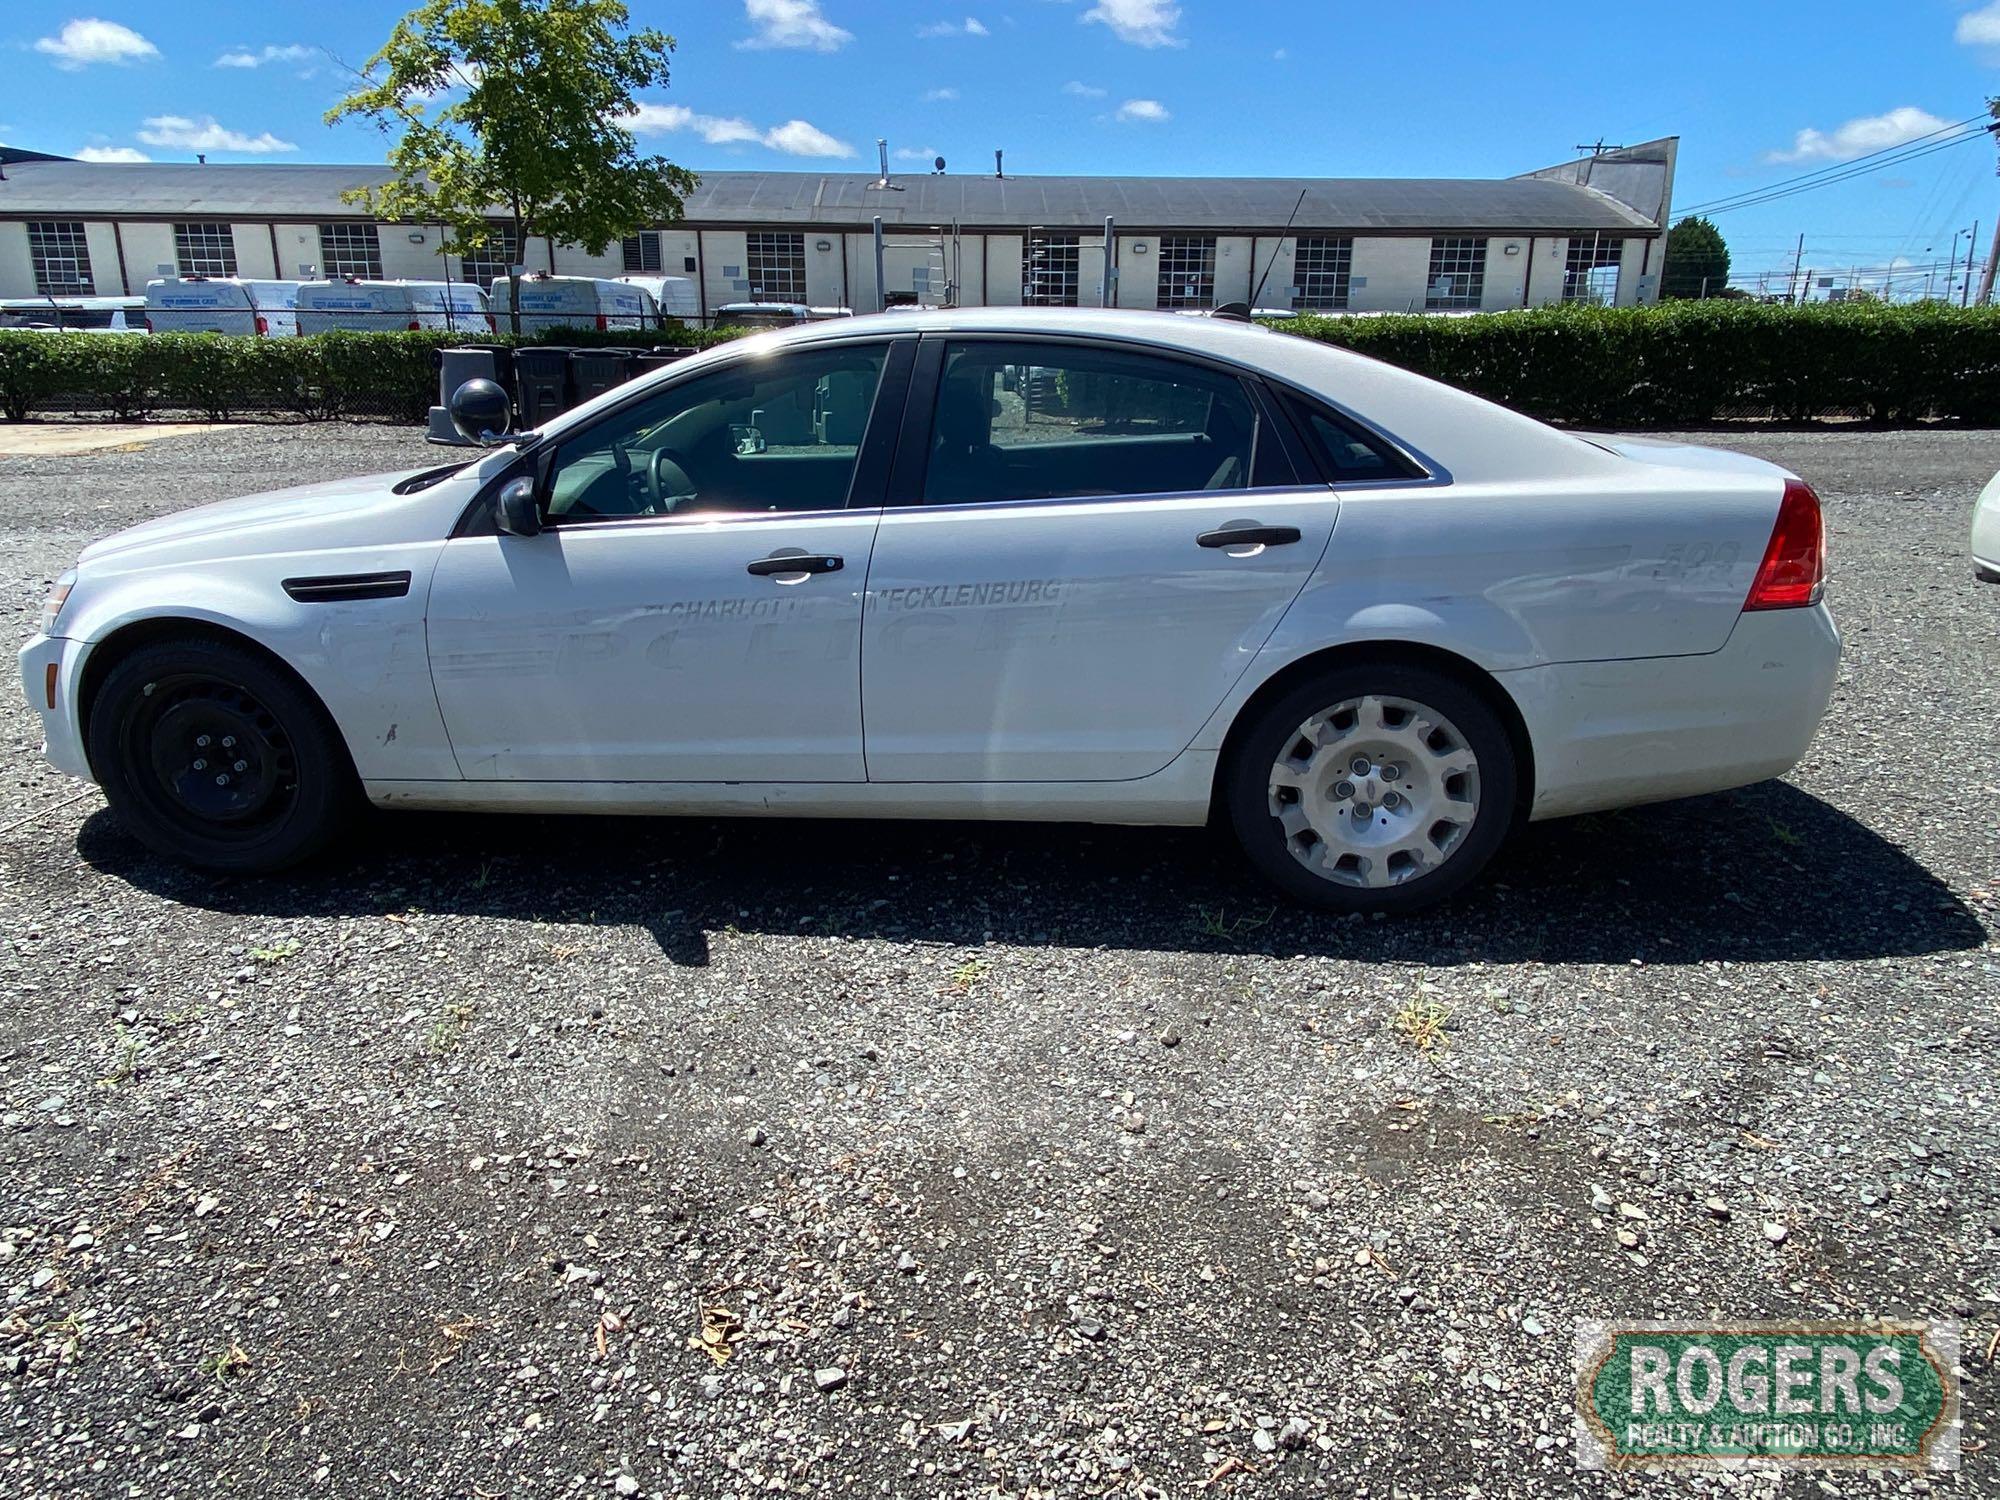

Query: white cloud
[
  {"left": 765, "top": 118, "right": 851, "bottom": 156},
  {"left": 923, "top": 87, "right": 959, "bottom": 101},
  {"left": 1957, "top": 1, "right": 2000, "bottom": 46},
  {"left": 624, "top": 103, "right": 853, "bottom": 157},
  {"left": 214, "top": 43, "right": 317, "bottom": 70},
  {"left": 893, "top": 145, "right": 940, "bottom": 161},
  {"left": 33, "top": 18, "right": 158, "bottom": 69},
  {"left": 1766, "top": 106, "right": 1951, "bottom": 163},
  {"left": 136, "top": 114, "right": 299, "bottom": 154},
  {"left": 918, "top": 17, "right": 988, "bottom": 35},
  {"left": 76, "top": 145, "right": 150, "bottom": 162},
  {"left": 737, "top": 0, "right": 851, "bottom": 51},
  {"left": 1081, "top": 0, "right": 1183, "bottom": 48},
  {"left": 1062, "top": 80, "right": 1108, "bottom": 98},
  {"left": 1115, "top": 97, "right": 1169, "bottom": 122}
]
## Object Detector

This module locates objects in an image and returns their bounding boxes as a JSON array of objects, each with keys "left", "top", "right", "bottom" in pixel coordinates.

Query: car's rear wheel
[
  {"left": 86, "top": 636, "right": 356, "bottom": 873},
  {"left": 1224, "top": 664, "right": 1517, "bottom": 914}
]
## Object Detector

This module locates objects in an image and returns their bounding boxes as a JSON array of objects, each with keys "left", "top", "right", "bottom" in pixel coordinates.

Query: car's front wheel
[
  {"left": 1224, "top": 664, "right": 1517, "bottom": 914},
  {"left": 86, "top": 636, "right": 356, "bottom": 873}
]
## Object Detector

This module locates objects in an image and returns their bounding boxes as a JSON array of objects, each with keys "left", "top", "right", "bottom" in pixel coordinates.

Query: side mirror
[
  {"left": 495, "top": 475, "right": 542, "bottom": 537},
  {"left": 450, "top": 377, "right": 514, "bottom": 446}
]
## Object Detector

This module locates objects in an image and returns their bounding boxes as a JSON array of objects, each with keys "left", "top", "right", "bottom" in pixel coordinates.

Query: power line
[
  {"left": 1673, "top": 115, "right": 1991, "bottom": 217},
  {"left": 1683, "top": 130, "right": 1993, "bottom": 219}
]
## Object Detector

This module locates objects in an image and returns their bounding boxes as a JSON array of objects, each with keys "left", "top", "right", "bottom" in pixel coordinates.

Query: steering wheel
[{"left": 646, "top": 446, "right": 699, "bottom": 513}]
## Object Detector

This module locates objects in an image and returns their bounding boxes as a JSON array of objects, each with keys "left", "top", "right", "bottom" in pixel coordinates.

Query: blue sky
[{"left": 10, "top": 0, "right": 2000, "bottom": 296}]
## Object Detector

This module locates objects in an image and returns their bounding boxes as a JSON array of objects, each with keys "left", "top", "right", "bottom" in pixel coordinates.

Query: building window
[
  {"left": 1292, "top": 236, "right": 1353, "bottom": 311},
  {"left": 457, "top": 224, "right": 519, "bottom": 286},
  {"left": 27, "top": 221, "right": 94, "bottom": 294},
  {"left": 622, "top": 232, "right": 663, "bottom": 274},
  {"left": 174, "top": 221, "right": 238, "bottom": 278},
  {"left": 746, "top": 231, "right": 807, "bottom": 302},
  {"left": 1562, "top": 234, "right": 1624, "bottom": 305},
  {"left": 1426, "top": 237, "right": 1487, "bottom": 310},
  {"left": 318, "top": 223, "right": 384, "bottom": 279},
  {"left": 1022, "top": 232, "right": 1081, "bottom": 306},
  {"left": 1155, "top": 235, "right": 1216, "bottom": 309}
]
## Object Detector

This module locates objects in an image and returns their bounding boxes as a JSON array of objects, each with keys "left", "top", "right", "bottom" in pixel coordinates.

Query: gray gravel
[{"left": 0, "top": 422, "right": 1994, "bottom": 1497}]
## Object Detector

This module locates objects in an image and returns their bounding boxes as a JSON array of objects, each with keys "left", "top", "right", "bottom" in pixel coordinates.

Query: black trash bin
[
  {"left": 570, "top": 347, "right": 638, "bottom": 404},
  {"left": 512, "top": 346, "right": 573, "bottom": 428},
  {"left": 634, "top": 346, "right": 697, "bottom": 377}
]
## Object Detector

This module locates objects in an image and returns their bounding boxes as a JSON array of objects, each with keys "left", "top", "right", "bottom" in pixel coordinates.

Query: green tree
[
  {"left": 328, "top": 0, "right": 697, "bottom": 334},
  {"left": 1660, "top": 216, "right": 1731, "bottom": 300}
]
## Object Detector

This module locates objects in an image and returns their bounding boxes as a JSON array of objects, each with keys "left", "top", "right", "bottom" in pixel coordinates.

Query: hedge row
[
  {"left": 7, "top": 302, "right": 2000, "bottom": 426},
  {"left": 1280, "top": 301, "right": 2000, "bottom": 426},
  {"left": 0, "top": 325, "right": 738, "bottom": 423}
]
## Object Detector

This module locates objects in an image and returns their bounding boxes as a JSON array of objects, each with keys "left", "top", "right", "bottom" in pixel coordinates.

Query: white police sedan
[{"left": 20, "top": 308, "right": 1838, "bottom": 913}]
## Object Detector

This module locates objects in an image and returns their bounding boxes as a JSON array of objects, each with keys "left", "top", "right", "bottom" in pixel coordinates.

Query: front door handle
[
  {"left": 1196, "top": 525, "right": 1302, "bottom": 549},
  {"left": 747, "top": 552, "right": 844, "bottom": 577}
]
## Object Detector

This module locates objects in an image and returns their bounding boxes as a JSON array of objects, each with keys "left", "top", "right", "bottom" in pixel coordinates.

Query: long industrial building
[{"left": 0, "top": 138, "right": 1676, "bottom": 318}]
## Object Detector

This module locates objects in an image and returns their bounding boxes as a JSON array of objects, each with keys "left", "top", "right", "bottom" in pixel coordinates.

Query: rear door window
[{"left": 919, "top": 340, "right": 1291, "bottom": 505}]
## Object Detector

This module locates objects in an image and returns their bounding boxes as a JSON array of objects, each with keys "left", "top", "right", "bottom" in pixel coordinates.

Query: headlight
[{"left": 39, "top": 571, "right": 75, "bottom": 636}]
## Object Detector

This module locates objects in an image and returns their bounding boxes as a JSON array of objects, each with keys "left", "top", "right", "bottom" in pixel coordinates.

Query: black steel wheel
[{"left": 87, "top": 636, "right": 356, "bottom": 873}]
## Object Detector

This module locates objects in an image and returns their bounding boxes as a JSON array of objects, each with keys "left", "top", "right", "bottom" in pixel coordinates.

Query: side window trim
[{"left": 888, "top": 332, "right": 1305, "bottom": 512}]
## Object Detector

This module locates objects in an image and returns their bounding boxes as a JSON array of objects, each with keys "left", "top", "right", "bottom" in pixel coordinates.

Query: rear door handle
[
  {"left": 1196, "top": 525, "right": 1301, "bottom": 549},
  {"left": 747, "top": 552, "right": 844, "bottom": 577}
]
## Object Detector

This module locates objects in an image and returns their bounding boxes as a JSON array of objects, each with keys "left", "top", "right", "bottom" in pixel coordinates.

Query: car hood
[{"left": 78, "top": 465, "right": 480, "bottom": 569}]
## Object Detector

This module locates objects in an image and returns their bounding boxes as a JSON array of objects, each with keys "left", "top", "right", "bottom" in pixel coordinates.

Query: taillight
[
  {"left": 596, "top": 313, "right": 607, "bottom": 331},
  {"left": 1744, "top": 479, "right": 1825, "bottom": 611},
  {"left": 144, "top": 316, "right": 154, "bottom": 332},
  {"left": 255, "top": 315, "right": 269, "bottom": 335},
  {"left": 485, "top": 313, "right": 496, "bottom": 332},
  {"left": 408, "top": 319, "right": 421, "bottom": 331}
]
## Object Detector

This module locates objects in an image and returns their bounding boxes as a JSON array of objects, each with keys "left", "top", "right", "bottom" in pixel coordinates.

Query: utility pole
[
  {"left": 1981, "top": 219, "right": 2000, "bottom": 306},
  {"left": 1964, "top": 219, "right": 1980, "bottom": 308},
  {"left": 1789, "top": 233, "right": 1806, "bottom": 305}
]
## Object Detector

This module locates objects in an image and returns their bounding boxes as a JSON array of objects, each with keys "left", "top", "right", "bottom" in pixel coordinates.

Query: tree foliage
[
  {"left": 328, "top": 0, "right": 697, "bottom": 332},
  {"left": 1661, "top": 216, "right": 1732, "bottom": 301}
]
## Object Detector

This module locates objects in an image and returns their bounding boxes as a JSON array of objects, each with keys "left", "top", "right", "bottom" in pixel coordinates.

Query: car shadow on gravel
[{"left": 75, "top": 777, "right": 1988, "bottom": 967}]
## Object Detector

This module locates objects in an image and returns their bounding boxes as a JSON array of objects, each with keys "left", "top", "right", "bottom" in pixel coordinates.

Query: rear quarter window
[{"left": 1283, "top": 394, "right": 1425, "bottom": 483}]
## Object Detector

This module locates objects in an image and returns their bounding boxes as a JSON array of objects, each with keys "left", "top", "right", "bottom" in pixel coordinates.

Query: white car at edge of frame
[
  {"left": 18, "top": 307, "right": 1840, "bottom": 914},
  {"left": 1974, "top": 469, "right": 2000, "bottom": 583}
]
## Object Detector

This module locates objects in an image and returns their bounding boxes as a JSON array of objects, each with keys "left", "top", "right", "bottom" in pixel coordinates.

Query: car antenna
[{"left": 1249, "top": 187, "right": 1309, "bottom": 311}]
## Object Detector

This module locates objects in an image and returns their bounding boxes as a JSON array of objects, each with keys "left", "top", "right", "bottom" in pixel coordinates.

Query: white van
[
  {"left": 297, "top": 278, "right": 492, "bottom": 334},
  {"left": 614, "top": 275, "right": 699, "bottom": 324},
  {"left": 491, "top": 274, "right": 658, "bottom": 334},
  {"left": 0, "top": 296, "right": 147, "bottom": 334},
  {"left": 144, "top": 277, "right": 301, "bottom": 336}
]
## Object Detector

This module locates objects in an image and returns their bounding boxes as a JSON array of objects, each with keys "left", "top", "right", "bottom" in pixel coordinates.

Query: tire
[
  {"left": 85, "top": 636, "right": 357, "bottom": 874},
  {"left": 1224, "top": 663, "right": 1518, "bottom": 915}
]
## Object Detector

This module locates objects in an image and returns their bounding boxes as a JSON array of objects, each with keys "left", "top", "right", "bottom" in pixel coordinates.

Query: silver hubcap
[{"left": 1267, "top": 694, "right": 1481, "bottom": 888}]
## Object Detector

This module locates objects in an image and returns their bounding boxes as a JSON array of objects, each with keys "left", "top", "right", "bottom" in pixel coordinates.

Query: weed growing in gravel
[
  {"left": 427, "top": 1003, "right": 477, "bottom": 1055},
  {"left": 1194, "top": 906, "right": 1274, "bottom": 942},
  {"left": 948, "top": 958, "right": 990, "bottom": 992},
  {"left": 248, "top": 938, "right": 301, "bottom": 963},
  {"left": 1767, "top": 818, "right": 1803, "bottom": 847},
  {"left": 1393, "top": 994, "right": 1454, "bottom": 1054},
  {"left": 97, "top": 1024, "right": 148, "bottom": 1088},
  {"left": 202, "top": 1339, "right": 251, "bottom": 1383}
]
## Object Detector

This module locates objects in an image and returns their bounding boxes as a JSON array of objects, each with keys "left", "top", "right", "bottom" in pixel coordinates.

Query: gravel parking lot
[{"left": 0, "top": 422, "right": 1993, "bottom": 1498}]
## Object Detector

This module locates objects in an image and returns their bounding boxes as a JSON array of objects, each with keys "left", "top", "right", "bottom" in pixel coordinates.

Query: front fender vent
[{"left": 282, "top": 571, "right": 412, "bottom": 603}]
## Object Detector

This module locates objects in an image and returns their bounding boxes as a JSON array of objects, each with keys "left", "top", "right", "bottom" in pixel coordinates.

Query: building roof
[{"left": 0, "top": 159, "right": 1663, "bottom": 234}]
